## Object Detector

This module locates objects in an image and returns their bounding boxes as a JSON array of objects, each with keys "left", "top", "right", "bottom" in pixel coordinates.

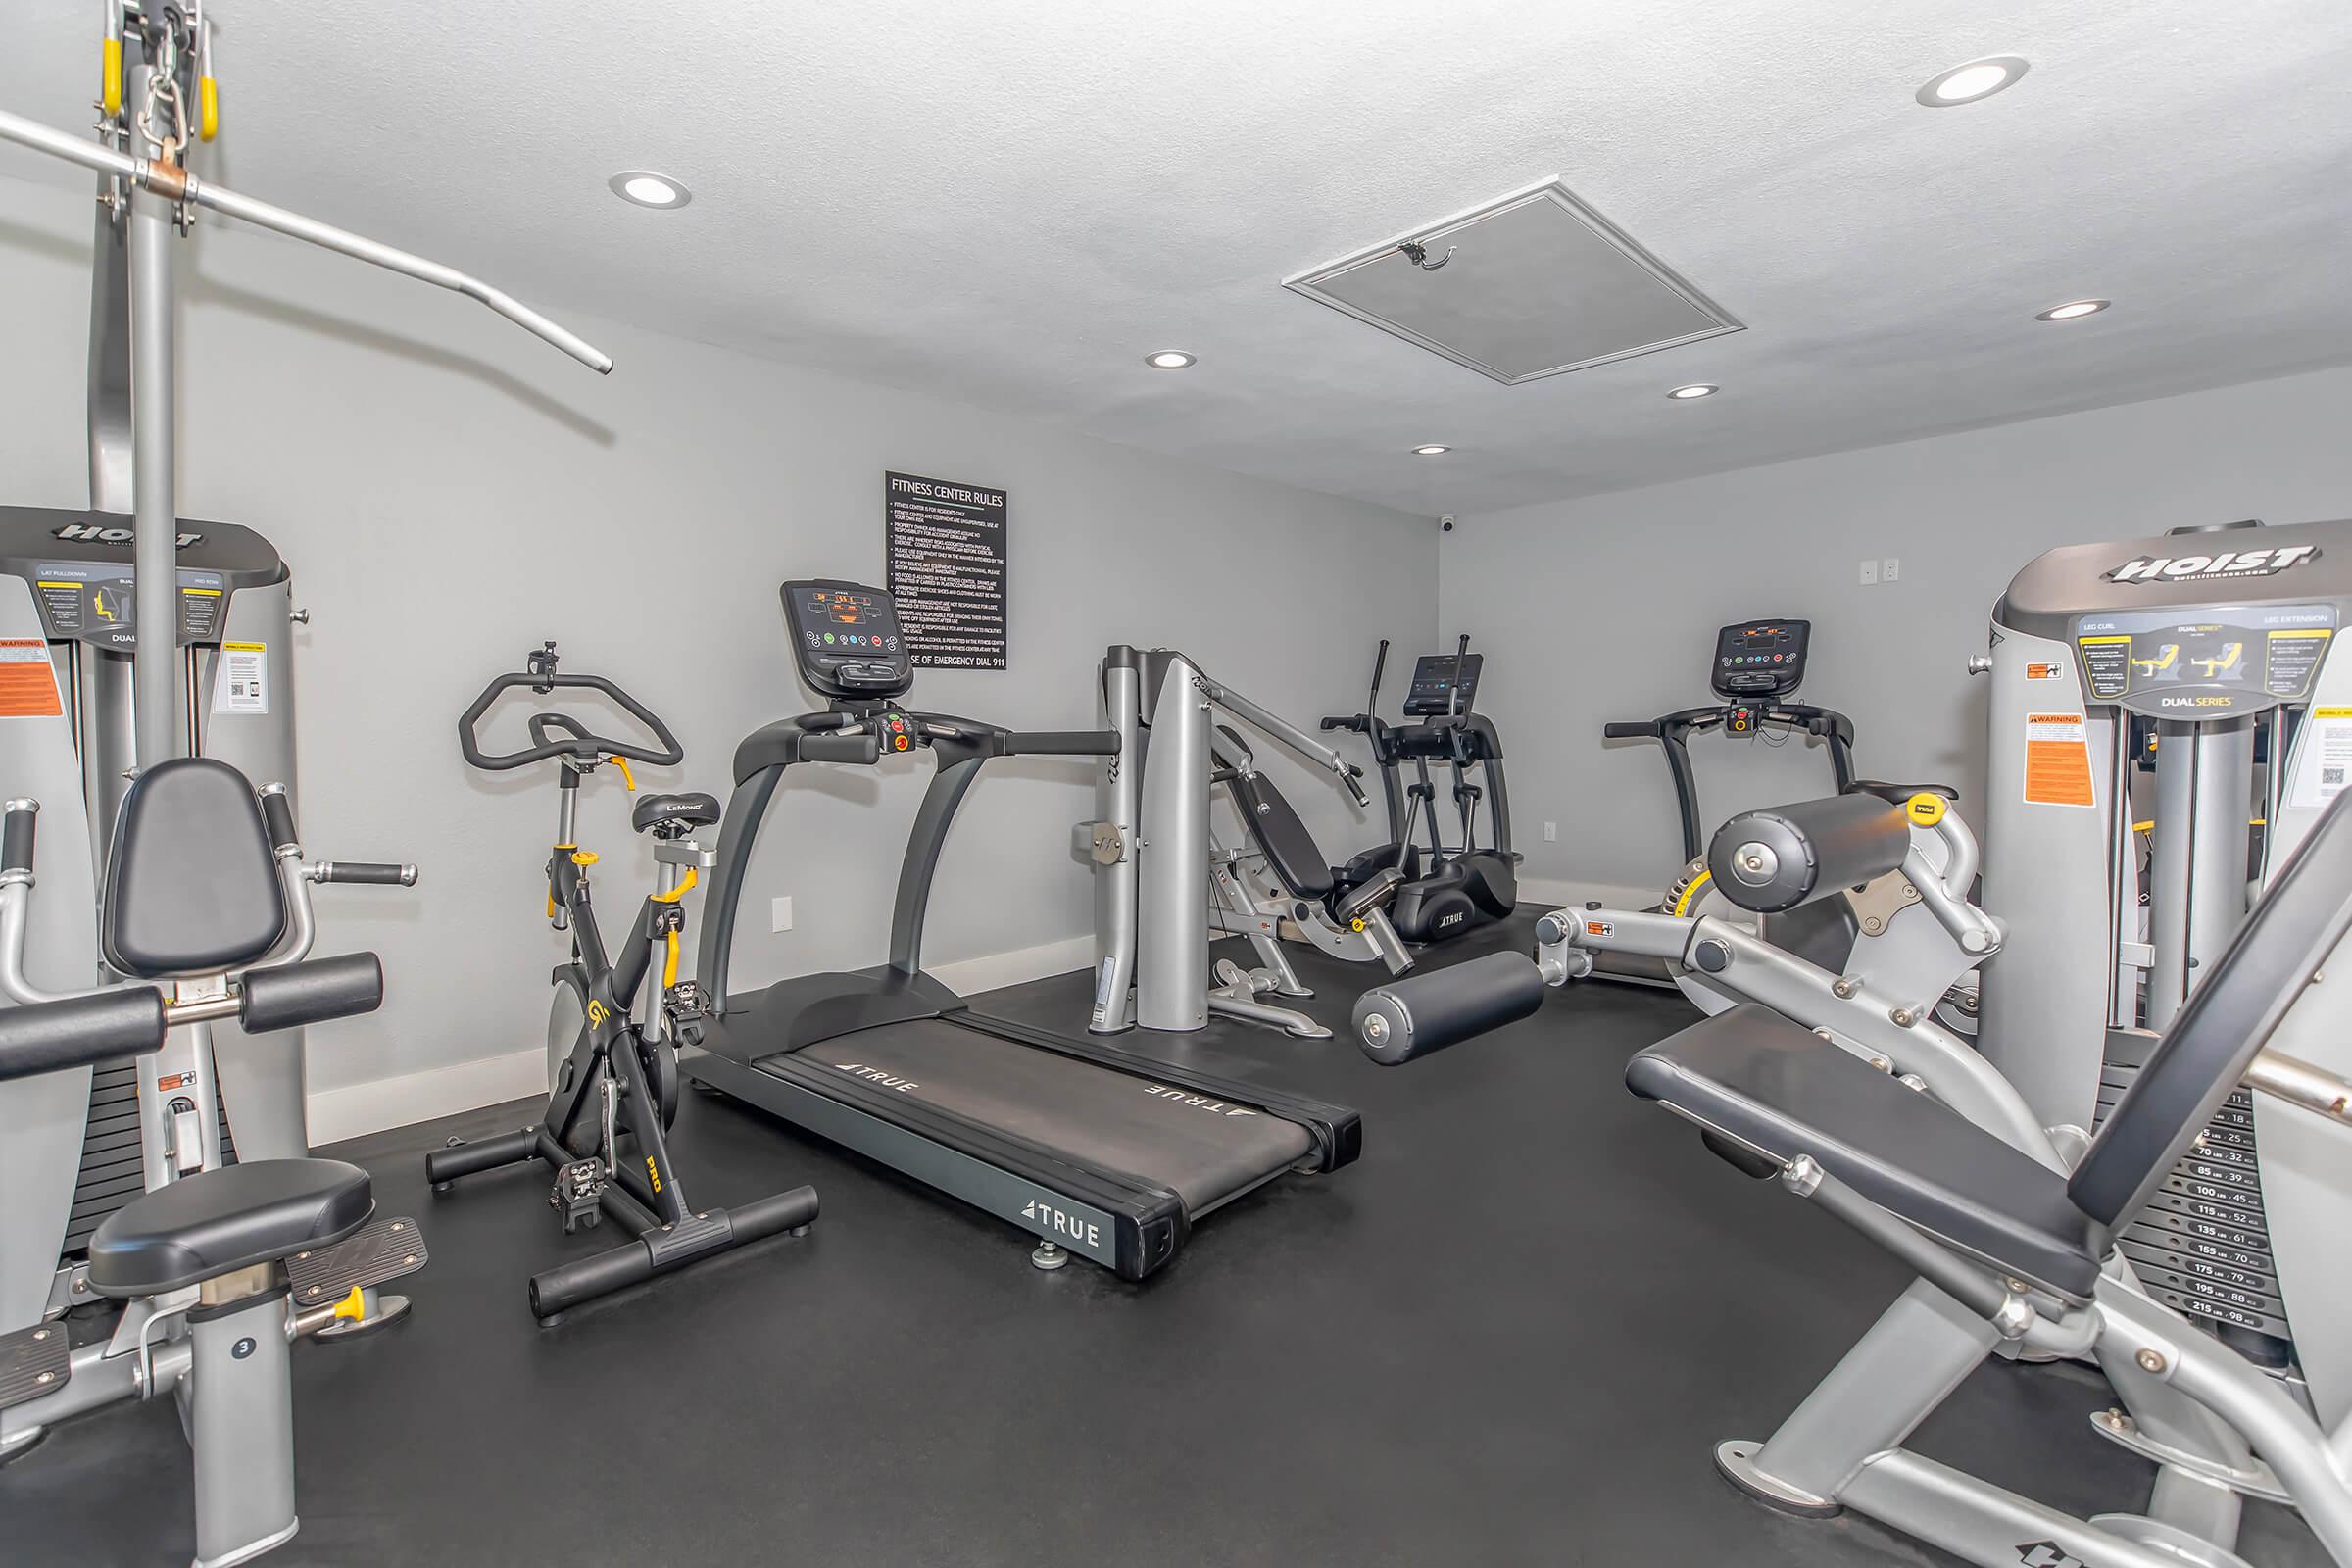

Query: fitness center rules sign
[{"left": 886, "top": 471, "right": 1008, "bottom": 669}]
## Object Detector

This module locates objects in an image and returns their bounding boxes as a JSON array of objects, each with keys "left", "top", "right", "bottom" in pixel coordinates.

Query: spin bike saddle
[{"left": 631, "top": 792, "right": 721, "bottom": 834}]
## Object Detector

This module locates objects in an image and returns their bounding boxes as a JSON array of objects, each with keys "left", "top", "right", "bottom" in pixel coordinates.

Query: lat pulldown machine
[{"left": 0, "top": 7, "right": 606, "bottom": 1562}]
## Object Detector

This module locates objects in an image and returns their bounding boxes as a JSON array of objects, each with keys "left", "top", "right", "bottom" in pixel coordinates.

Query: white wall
[
  {"left": 0, "top": 173, "right": 1435, "bottom": 1137},
  {"left": 1440, "top": 366, "right": 2352, "bottom": 907}
]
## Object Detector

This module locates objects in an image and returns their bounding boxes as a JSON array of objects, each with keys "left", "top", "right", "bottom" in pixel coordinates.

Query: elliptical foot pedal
[
  {"left": 0, "top": 1322, "right": 70, "bottom": 1411},
  {"left": 287, "top": 1215, "right": 430, "bottom": 1327}
]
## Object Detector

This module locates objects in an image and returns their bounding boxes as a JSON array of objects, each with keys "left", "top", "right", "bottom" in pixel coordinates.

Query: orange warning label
[
  {"left": 2023, "top": 712, "right": 2095, "bottom": 808},
  {"left": 0, "top": 639, "right": 63, "bottom": 718},
  {"left": 2025, "top": 662, "right": 2063, "bottom": 681},
  {"left": 156, "top": 1072, "right": 194, "bottom": 1091}
]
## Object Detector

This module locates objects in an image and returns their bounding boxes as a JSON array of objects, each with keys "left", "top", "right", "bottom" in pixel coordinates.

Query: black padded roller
[
  {"left": 1707, "top": 793, "right": 1911, "bottom": 914},
  {"left": 240, "top": 953, "right": 384, "bottom": 1034},
  {"left": 2, "top": 801, "right": 35, "bottom": 875},
  {"left": 0, "top": 988, "right": 168, "bottom": 1082},
  {"left": 1352, "top": 953, "right": 1545, "bottom": 1065}
]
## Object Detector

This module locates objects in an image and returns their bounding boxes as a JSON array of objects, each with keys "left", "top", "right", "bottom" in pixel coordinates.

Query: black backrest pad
[
  {"left": 2070, "top": 788, "right": 2352, "bottom": 1229},
  {"left": 1226, "top": 771, "right": 1336, "bottom": 899},
  {"left": 103, "top": 758, "right": 287, "bottom": 978}
]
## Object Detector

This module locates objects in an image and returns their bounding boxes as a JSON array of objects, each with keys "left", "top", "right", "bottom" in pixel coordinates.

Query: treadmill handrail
[{"left": 1605, "top": 702, "right": 1859, "bottom": 863}]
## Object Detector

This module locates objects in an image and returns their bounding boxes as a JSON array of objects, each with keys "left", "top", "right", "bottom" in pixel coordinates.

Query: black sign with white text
[{"left": 885, "top": 471, "right": 1007, "bottom": 669}]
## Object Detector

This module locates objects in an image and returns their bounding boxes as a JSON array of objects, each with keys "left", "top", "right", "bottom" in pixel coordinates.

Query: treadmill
[
  {"left": 1590, "top": 619, "right": 1855, "bottom": 987},
  {"left": 684, "top": 579, "right": 1361, "bottom": 1279}
]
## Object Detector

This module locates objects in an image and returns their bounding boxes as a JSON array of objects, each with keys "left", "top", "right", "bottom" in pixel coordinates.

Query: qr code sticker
[{"left": 2325, "top": 767, "right": 2345, "bottom": 787}]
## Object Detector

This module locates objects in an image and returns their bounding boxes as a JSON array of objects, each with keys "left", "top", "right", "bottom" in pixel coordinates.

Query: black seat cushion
[
  {"left": 1226, "top": 771, "right": 1335, "bottom": 899},
  {"left": 87, "top": 1158, "right": 372, "bottom": 1297},
  {"left": 103, "top": 758, "right": 286, "bottom": 978},
  {"left": 1626, "top": 1004, "right": 2102, "bottom": 1298},
  {"left": 631, "top": 791, "right": 720, "bottom": 834}
]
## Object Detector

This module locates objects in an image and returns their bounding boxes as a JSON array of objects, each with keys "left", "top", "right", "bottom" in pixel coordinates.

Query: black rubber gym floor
[{"left": 2, "top": 912, "right": 2327, "bottom": 1565}]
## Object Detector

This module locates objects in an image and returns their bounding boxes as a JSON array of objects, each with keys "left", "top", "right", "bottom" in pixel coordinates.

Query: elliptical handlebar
[{"left": 458, "top": 646, "right": 685, "bottom": 772}]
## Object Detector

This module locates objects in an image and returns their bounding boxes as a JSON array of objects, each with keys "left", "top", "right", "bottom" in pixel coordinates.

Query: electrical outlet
[
  {"left": 1544, "top": 821, "right": 1558, "bottom": 843},
  {"left": 1859, "top": 559, "right": 1880, "bottom": 586},
  {"left": 1883, "top": 557, "right": 1901, "bottom": 582},
  {"left": 771, "top": 896, "right": 794, "bottom": 933}
]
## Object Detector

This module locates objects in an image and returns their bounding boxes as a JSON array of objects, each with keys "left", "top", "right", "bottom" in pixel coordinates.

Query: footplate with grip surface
[
  {"left": 641, "top": 1210, "right": 732, "bottom": 1268},
  {"left": 0, "top": 1323, "right": 70, "bottom": 1410},
  {"left": 284, "top": 1215, "right": 428, "bottom": 1310}
]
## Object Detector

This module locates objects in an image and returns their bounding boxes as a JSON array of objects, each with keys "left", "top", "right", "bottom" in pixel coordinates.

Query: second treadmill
[{"left": 684, "top": 579, "right": 1360, "bottom": 1279}]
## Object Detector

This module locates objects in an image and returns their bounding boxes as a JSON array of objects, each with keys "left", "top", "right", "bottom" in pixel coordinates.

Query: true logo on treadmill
[
  {"left": 1021, "top": 1199, "right": 1102, "bottom": 1251},
  {"left": 834, "top": 1062, "right": 917, "bottom": 1091},
  {"left": 1143, "top": 1085, "right": 1258, "bottom": 1117},
  {"left": 1438, "top": 912, "right": 1464, "bottom": 929}
]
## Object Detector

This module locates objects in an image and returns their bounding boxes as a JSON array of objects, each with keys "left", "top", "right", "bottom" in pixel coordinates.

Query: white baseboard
[
  {"left": 307, "top": 1047, "right": 548, "bottom": 1148},
  {"left": 303, "top": 935, "right": 1102, "bottom": 1146},
  {"left": 931, "top": 933, "right": 1096, "bottom": 997}
]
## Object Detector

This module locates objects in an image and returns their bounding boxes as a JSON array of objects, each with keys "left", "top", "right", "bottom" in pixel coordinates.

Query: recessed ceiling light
[
  {"left": 2035, "top": 299, "right": 2112, "bottom": 322},
  {"left": 1146, "top": 350, "right": 1197, "bottom": 369},
  {"left": 1915, "top": 56, "right": 2030, "bottom": 107},
  {"left": 1666, "top": 383, "right": 1720, "bottom": 400},
  {"left": 610, "top": 171, "right": 691, "bottom": 209},
  {"left": 1412, "top": 444, "right": 1451, "bottom": 456}
]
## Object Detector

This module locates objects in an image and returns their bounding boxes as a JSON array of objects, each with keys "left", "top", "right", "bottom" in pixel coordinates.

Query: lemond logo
[
  {"left": 52, "top": 523, "right": 205, "bottom": 548},
  {"left": 2103, "top": 544, "right": 2319, "bottom": 584}
]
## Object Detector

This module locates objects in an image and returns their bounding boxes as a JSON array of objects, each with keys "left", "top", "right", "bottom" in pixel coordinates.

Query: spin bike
[{"left": 430, "top": 646, "right": 818, "bottom": 1319}]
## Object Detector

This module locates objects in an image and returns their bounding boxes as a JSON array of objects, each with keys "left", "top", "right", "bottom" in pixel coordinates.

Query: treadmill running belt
[{"left": 781, "top": 1018, "right": 1315, "bottom": 1213}]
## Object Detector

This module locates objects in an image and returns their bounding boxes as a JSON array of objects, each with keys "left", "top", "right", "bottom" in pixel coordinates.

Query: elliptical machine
[{"left": 1323, "top": 636, "right": 1518, "bottom": 944}]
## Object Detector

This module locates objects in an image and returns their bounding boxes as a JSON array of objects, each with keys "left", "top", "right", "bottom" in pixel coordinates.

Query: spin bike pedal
[
  {"left": 663, "top": 980, "right": 708, "bottom": 1048},
  {"left": 553, "top": 1159, "right": 607, "bottom": 1234}
]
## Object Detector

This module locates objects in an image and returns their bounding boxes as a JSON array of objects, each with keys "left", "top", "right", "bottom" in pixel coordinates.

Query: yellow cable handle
[
  {"left": 199, "top": 74, "right": 218, "bottom": 141},
  {"left": 102, "top": 36, "right": 122, "bottom": 117},
  {"left": 663, "top": 931, "right": 680, "bottom": 988},
  {"left": 650, "top": 867, "right": 699, "bottom": 905},
  {"left": 606, "top": 755, "right": 636, "bottom": 791}
]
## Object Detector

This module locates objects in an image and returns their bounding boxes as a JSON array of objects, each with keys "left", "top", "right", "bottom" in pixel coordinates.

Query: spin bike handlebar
[{"left": 459, "top": 660, "right": 685, "bottom": 772}]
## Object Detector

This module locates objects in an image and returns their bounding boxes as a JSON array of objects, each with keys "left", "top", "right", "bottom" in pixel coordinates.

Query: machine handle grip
[
  {"left": 1353, "top": 953, "right": 1544, "bottom": 1065},
  {"left": 2, "top": 799, "right": 36, "bottom": 876},
  {"left": 1342, "top": 766, "right": 1371, "bottom": 808},
  {"left": 317, "top": 861, "right": 418, "bottom": 886},
  {"left": 258, "top": 787, "right": 299, "bottom": 851},
  {"left": 801, "top": 730, "right": 882, "bottom": 764},
  {"left": 0, "top": 987, "right": 168, "bottom": 1083},
  {"left": 459, "top": 661, "right": 685, "bottom": 772},
  {"left": 1603, "top": 721, "right": 1660, "bottom": 740},
  {"left": 1004, "top": 730, "right": 1120, "bottom": 758},
  {"left": 1319, "top": 715, "right": 1364, "bottom": 733},
  {"left": 240, "top": 953, "right": 383, "bottom": 1034}
]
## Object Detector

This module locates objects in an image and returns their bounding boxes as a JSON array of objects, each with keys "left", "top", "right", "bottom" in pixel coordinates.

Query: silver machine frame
[
  {"left": 1978, "top": 519, "right": 2352, "bottom": 1397},
  {"left": 1636, "top": 522, "right": 2352, "bottom": 1568},
  {"left": 0, "top": 7, "right": 605, "bottom": 1564},
  {"left": 1089, "top": 646, "right": 1406, "bottom": 1040}
]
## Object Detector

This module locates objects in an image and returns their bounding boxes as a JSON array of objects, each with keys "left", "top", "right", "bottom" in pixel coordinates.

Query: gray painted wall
[
  {"left": 0, "top": 172, "right": 1435, "bottom": 1116},
  {"left": 1439, "top": 365, "right": 2352, "bottom": 906}
]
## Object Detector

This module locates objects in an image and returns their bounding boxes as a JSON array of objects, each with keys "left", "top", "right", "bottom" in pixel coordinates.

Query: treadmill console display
[
  {"left": 1711, "top": 620, "right": 1811, "bottom": 701},
  {"left": 1403, "top": 653, "right": 1484, "bottom": 716},
  {"left": 782, "top": 579, "right": 914, "bottom": 700}
]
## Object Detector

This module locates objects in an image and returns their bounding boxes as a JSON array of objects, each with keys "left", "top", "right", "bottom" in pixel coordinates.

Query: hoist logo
[
  {"left": 2103, "top": 544, "right": 2320, "bottom": 584},
  {"left": 52, "top": 522, "right": 205, "bottom": 548}
]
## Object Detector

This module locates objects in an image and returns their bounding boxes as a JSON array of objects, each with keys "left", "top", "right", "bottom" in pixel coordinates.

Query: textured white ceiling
[{"left": 3, "top": 1, "right": 2349, "bottom": 514}]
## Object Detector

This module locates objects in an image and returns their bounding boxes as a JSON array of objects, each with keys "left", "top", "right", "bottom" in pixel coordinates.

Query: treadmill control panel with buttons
[
  {"left": 783, "top": 579, "right": 914, "bottom": 700},
  {"left": 1402, "top": 653, "right": 1484, "bottom": 716},
  {"left": 1711, "top": 620, "right": 1811, "bottom": 701}
]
